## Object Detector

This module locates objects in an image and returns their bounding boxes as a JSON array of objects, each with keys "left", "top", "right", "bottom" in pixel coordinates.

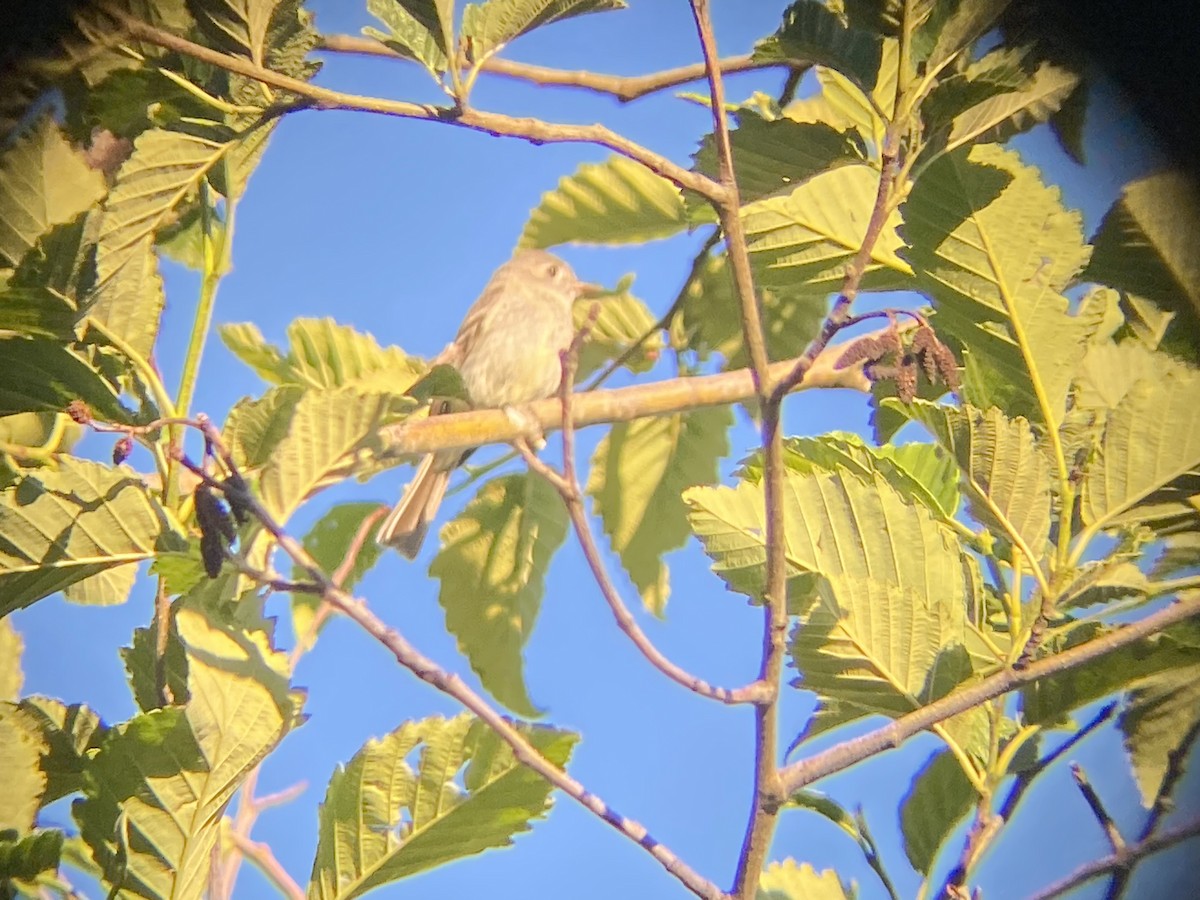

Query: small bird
[{"left": 377, "top": 249, "right": 601, "bottom": 557}]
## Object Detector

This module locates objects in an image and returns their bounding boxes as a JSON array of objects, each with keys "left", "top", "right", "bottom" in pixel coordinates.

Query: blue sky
[{"left": 12, "top": 2, "right": 1198, "bottom": 897}]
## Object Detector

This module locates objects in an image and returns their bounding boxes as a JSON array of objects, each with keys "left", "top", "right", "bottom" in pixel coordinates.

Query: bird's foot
[{"left": 503, "top": 405, "right": 546, "bottom": 451}]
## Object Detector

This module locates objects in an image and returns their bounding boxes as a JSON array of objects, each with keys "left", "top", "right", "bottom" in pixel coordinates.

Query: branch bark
[
  {"left": 379, "top": 340, "right": 869, "bottom": 459},
  {"left": 182, "top": 423, "right": 729, "bottom": 900},
  {"left": 105, "top": 8, "right": 723, "bottom": 202},
  {"left": 779, "top": 594, "right": 1200, "bottom": 795},
  {"left": 318, "top": 34, "right": 805, "bottom": 103}
]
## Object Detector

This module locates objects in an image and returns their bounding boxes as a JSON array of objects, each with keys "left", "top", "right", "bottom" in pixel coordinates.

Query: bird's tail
[{"left": 377, "top": 453, "right": 451, "bottom": 559}]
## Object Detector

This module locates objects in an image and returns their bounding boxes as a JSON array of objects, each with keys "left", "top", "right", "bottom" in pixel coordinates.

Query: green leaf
[
  {"left": 938, "top": 60, "right": 1080, "bottom": 155},
  {"left": 308, "top": 715, "right": 578, "bottom": 900},
  {"left": 678, "top": 250, "right": 827, "bottom": 369},
  {"left": 686, "top": 462, "right": 968, "bottom": 611},
  {"left": 904, "top": 145, "right": 1095, "bottom": 427},
  {"left": 0, "top": 618, "right": 22, "bottom": 701},
  {"left": 188, "top": 0, "right": 310, "bottom": 68},
  {"left": 1059, "top": 559, "right": 1148, "bottom": 611},
  {"left": 122, "top": 614, "right": 189, "bottom": 712},
  {"left": 572, "top": 289, "right": 663, "bottom": 378},
  {"left": 0, "top": 338, "right": 129, "bottom": 422},
  {"left": 782, "top": 39, "right": 899, "bottom": 151},
  {"left": 461, "top": 0, "right": 626, "bottom": 59},
  {"left": 692, "top": 112, "right": 864, "bottom": 205},
  {"left": 0, "top": 827, "right": 64, "bottom": 883},
  {"left": 291, "top": 502, "right": 386, "bottom": 649},
  {"left": 259, "top": 388, "right": 404, "bottom": 522},
  {"left": 0, "top": 116, "right": 106, "bottom": 268},
  {"left": 61, "top": 561, "right": 140, "bottom": 607},
  {"left": 431, "top": 474, "right": 568, "bottom": 717},
  {"left": 1021, "top": 626, "right": 1195, "bottom": 727},
  {"left": 790, "top": 575, "right": 970, "bottom": 736},
  {"left": 755, "top": 1, "right": 883, "bottom": 94},
  {"left": 741, "top": 432, "right": 960, "bottom": 523},
  {"left": 224, "top": 385, "right": 303, "bottom": 470},
  {"left": 0, "top": 703, "right": 45, "bottom": 830},
  {"left": 1081, "top": 371, "right": 1200, "bottom": 530},
  {"left": 757, "top": 858, "right": 854, "bottom": 900},
  {"left": 518, "top": 155, "right": 689, "bottom": 249},
  {"left": 365, "top": 0, "right": 449, "bottom": 77},
  {"left": 1120, "top": 661, "right": 1200, "bottom": 807},
  {"left": 899, "top": 748, "right": 975, "bottom": 874},
  {"left": 0, "top": 458, "right": 180, "bottom": 617},
  {"left": 0, "top": 285, "right": 78, "bottom": 339},
  {"left": 74, "top": 605, "right": 299, "bottom": 900},
  {"left": 1083, "top": 170, "right": 1200, "bottom": 350},
  {"left": 586, "top": 407, "right": 731, "bottom": 616},
  {"left": 91, "top": 128, "right": 236, "bottom": 359},
  {"left": 11, "top": 695, "right": 106, "bottom": 806},
  {"left": 219, "top": 318, "right": 425, "bottom": 392},
  {"left": 921, "top": 0, "right": 1009, "bottom": 72},
  {"left": 742, "top": 162, "right": 912, "bottom": 291},
  {"left": 898, "top": 402, "right": 1051, "bottom": 555}
]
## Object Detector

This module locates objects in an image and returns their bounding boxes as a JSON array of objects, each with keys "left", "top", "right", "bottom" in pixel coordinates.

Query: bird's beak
[{"left": 575, "top": 280, "right": 606, "bottom": 298}]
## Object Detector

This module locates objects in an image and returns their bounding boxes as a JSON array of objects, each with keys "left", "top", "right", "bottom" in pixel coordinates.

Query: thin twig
[
  {"left": 1106, "top": 721, "right": 1200, "bottom": 900},
  {"left": 777, "top": 596, "right": 1200, "bottom": 795},
  {"left": 585, "top": 227, "right": 723, "bottom": 391},
  {"left": 996, "top": 703, "right": 1117, "bottom": 825},
  {"left": 178, "top": 424, "right": 727, "bottom": 900},
  {"left": 104, "top": 7, "right": 723, "bottom": 203},
  {"left": 318, "top": 34, "right": 806, "bottom": 103},
  {"left": 1027, "top": 816, "right": 1200, "bottom": 900},
  {"left": 513, "top": 355, "right": 769, "bottom": 706},
  {"left": 1072, "top": 763, "right": 1126, "bottom": 853},
  {"left": 226, "top": 832, "right": 305, "bottom": 900}
]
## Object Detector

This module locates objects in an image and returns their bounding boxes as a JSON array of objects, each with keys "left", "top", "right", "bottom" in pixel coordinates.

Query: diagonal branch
[
  {"left": 104, "top": 7, "right": 723, "bottom": 202},
  {"left": 179, "top": 422, "right": 727, "bottom": 900},
  {"left": 1027, "top": 816, "right": 1200, "bottom": 900},
  {"left": 318, "top": 34, "right": 807, "bottom": 103},
  {"left": 778, "top": 594, "right": 1200, "bottom": 796}
]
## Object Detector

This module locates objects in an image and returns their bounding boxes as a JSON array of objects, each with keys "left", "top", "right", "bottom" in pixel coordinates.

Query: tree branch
[
  {"left": 685, "top": 3, "right": 786, "bottom": 897},
  {"left": 105, "top": 8, "right": 723, "bottom": 202},
  {"left": 778, "top": 595, "right": 1200, "bottom": 796},
  {"left": 182, "top": 423, "right": 727, "bottom": 900},
  {"left": 318, "top": 34, "right": 805, "bottom": 103},
  {"left": 1027, "top": 816, "right": 1200, "bottom": 900},
  {"left": 379, "top": 340, "right": 870, "bottom": 459},
  {"left": 1072, "top": 763, "right": 1126, "bottom": 854},
  {"left": 514, "top": 333, "right": 770, "bottom": 706}
]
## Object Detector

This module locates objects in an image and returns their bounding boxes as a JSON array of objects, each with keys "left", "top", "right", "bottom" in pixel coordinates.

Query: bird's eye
[{"left": 546, "top": 264, "right": 560, "bottom": 278}]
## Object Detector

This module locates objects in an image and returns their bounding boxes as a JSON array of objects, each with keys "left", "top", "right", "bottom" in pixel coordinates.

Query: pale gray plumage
[{"left": 377, "top": 249, "right": 598, "bottom": 557}]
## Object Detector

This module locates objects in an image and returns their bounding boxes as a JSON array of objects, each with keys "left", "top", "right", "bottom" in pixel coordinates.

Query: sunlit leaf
[
  {"left": 259, "top": 388, "right": 405, "bottom": 522},
  {"left": 572, "top": 289, "right": 663, "bottom": 377},
  {"left": 0, "top": 116, "right": 106, "bottom": 268},
  {"left": 742, "top": 162, "right": 912, "bottom": 292},
  {"left": 461, "top": 0, "right": 626, "bottom": 59},
  {"left": 519, "top": 155, "right": 689, "bottom": 249},
  {"left": 0, "top": 458, "right": 180, "bottom": 617},
  {"left": 11, "top": 695, "right": 106, "bottom": 806},
  {"left": 897, "top": 401, "right": 1051, "bottom": 554},
  {"left": 1082, "top": 371, "right": 1200, "bottom": 530},
  {"left": 587, "top": 407, "right": 730, "bottom": 615},
  {"left": 431, "top": 474, "right": 568, "bottom": 716},
  {"left": 0, "top": 827, "right": 64, "bottom": 884},
  {"left": 74, "top": 605, "right": 299, "bottom": 900},
  {"left": 904, "top": 145, "right": 1096, "bottom": 427},
  {"left": 757, "top": 858, "right": 854, "bottom": 899},
  {"left": 0, "top": 618, "right": 21, "bottom": 701},
  {"left": 0, "top": 703, "right": 45, "bottom": 831},
  {"left": 365, "top": 0, "right": 448, "bottom": 76},
  {"left": 308, "top": 715, "right": 578, "bottom": 899}
]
